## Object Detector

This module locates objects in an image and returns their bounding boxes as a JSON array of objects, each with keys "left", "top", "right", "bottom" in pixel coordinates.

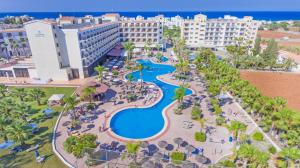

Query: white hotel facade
[
  {"left": 24, "top": 20, "right": 119, "bottom": 81},
  {"left": 119, "top": 18, "right": 164, "bottom": 48},
  {"left": 0, "top": 13, "right": 260, "bottom": 81},
  {"left": 181, "top": 14, "right": 260, "bottom": 49}
]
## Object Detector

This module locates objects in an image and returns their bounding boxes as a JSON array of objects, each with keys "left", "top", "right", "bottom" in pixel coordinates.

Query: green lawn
[{"left": 0, "top": 87, "right": 75, "bottom": 168}]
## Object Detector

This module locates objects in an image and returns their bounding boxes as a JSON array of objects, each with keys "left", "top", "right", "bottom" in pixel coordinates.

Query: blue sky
[{"left": 1, "top": 0, "right": 300, "bottom": 12}]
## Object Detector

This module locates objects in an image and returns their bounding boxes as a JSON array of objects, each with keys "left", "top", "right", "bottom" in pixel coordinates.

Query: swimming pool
[{"left": 109, "top": 59, "right": 192, "bottom": 139}]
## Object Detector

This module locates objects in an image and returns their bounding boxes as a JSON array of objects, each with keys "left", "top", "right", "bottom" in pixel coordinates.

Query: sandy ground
[
  {"left": 240, "top": 70, "right": 300, "bottom": 111},
  {"left": 258, "top": 30, "right": 300, "bottom": 39}
]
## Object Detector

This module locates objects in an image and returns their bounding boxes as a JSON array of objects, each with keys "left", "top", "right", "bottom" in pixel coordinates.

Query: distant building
[
  {"left": 24, "top": 20, "right": 119, "bottom": 81},
  {"left": 120, "top": 17, "right": 164, "bottom": 48},
  {"left": 0, "top": 28, "right": 32, "bottom": 59},
  {"left": 181, "top": 14, "right": 261, "bottom": 49}
]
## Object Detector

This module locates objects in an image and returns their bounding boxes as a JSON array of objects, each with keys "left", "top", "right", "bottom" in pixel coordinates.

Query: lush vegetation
[
  {"left": 173, "top": 84, "right": 187, "bottom": 114},
  {"left": 0, "top": 85, "right": 75, "bottom": 168},
  {"left": 226, "top": 37, "right": 296, "bottom": 71},
  {"left": 170, "top": 151, "right": 185, "bottom": 165},
  {"left": 194, "top": 132, "right": 206, "bottom": 142},
  {"left": 235, "top": 144, "right": 270, "bottom": 167},
  {"left": 163, "top": 25, "right": 181, "bottom": 44},
  {"left": 194, "top": 49, "right": 300, "bottom": 148},
  {"left": 191, "top": 105, "right": 202, "bottom": 120},
  {"left": 194, "top": 48, "right": 300, "bottom": 167},
  {"left": 252, "top": 131, "right": 264, "bottom": 141},
  {"left": 63, "top": 134, "right": 97, "bottom": 158}
]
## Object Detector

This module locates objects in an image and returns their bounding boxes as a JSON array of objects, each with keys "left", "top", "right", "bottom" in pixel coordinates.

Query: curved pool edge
[{"left": 106, "top": 72, "right": 196, "bottom": 142}]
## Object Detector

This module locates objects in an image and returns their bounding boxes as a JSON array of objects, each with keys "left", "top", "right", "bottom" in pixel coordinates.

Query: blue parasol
[{"left": 35, "top": 150, "right": 40, "bottom": 158}]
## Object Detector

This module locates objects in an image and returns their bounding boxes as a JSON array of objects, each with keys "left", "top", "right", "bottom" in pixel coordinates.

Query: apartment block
[
  {"left": 0, "top": 28, "right": 32, "bottom": 58},
  {"left": 24, "top": 20, "right": 119, "bottom": 81},
  {"left": 120, "top": 18, "right": 164, "bottom": 48},
  {"left": 181, "top": 14, "right": 260, "bottom": 49}
]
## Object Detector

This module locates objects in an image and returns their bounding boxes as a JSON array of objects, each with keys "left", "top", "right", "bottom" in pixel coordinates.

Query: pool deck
[{"left": 54, "top": 54, "right": 275, "bottom": 167}]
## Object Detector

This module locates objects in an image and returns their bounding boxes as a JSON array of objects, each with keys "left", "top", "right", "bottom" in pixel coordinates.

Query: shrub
[
  {"left": 191, "top": 105, "right": 201, "bottom": 120},
  {"left": 170, "top": 151, "right": 185, "bottom": 164},
  {"left": 252, "top": 132, "right": 264, "bottom": 141},
  {"left": 216, "top": 116, "right": 225, "bottom": 125},
  {"left": 195, "top": 132, "right": 206, "bottom": 142},
  {"left": 220, "top": 160, "right": 235, "bottom": 167},
  {"left": 63, "top": 134, "right": 97, "bottom": 158},
  {"left": 126, "top": 142, "right": 140, "bottom": 154},
  {"left": 268, "top": 146, "right": 277, "bottom": 154}
]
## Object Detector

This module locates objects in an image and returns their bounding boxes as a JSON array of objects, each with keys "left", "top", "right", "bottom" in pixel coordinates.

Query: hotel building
[
  {"left": 0, "top": 28, "right": 32, "bottom": 59},
  {"left": 181, "top": 14, "right": 260, "bottom": 49},
  {"left": 24, "top": 20, "right": 119, "bottom": 81},
  {"left": 120, "top": 17, "right": 164, "bottom": 48}
]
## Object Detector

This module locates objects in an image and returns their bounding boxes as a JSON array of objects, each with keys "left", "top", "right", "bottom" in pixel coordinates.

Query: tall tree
[
  {"left": 174, "top": 84, "right": 187, "bottom": 107},
  {"left": 253, "top": 35, "right": 261, "bottom": 56},
  {"left": 227, "top": 121, "right": 247, "bottom": 140},
  {"left": 0, "top": 84, "right": 8, "bottom": 97},
  {"left": 0, "top": 116, "right": 10, "bottom": 142},
  {"left": 136, "top": 64, "right": 144, "bottom": 90},
  {"left": 8, "top": 122, "right": 30, "bottom": 146},
  {"left": 124, "top": 41, "right": 135, "bottom": 64},
  {"left": 94, "top": 65, "right": 105, "bottom": 83},
  {"left": 261, "top": 39, "right": 278, "bottom": 69},
  {"left": 13, "top": 88, "right": 27, "bottom": 101},
  {"left": 82, "top": 87, "right": 96, "bottom": 104},
  {"left": 30, "top": 88, "right": 46, "bottom": 105}
]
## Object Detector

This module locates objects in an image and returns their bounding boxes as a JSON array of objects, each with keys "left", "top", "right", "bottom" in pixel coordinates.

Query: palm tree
[
  {"left": 279, "top": 147, "right": 300, "bottom": 168},
  {"left": 94, "top": 65, "right": 105, "bottom": 83},
  {"left": 124, "top": 41, "right": 135, "bottom": 64},
  {"left": 173, "top": 85, "right": 187, "bottom": 108},
  {"left": 143, "top": 41, "right": 151, "bottom": 56},
  {"left": 64, "top": 96, "right": 78, "bottom": 112},
  {"left": 11, "top": 40, "right": 20, "bottom": 57},
  {"left": 15, "top": 103, "right": 32, "bottom": 122},
  {"left": 0, "top": 42, "right": 10, "bottom": 60},
  {"left": 0, "top": 116, "right": 10, "bottom": 142},
  {"left": 126, "top": 74, "right": 135, "bottom": 91},
  {"left": 0, "top": 84, "right": 8, "bottom": 97},
  {"left": 136, "top": 64, "right": 144, "bottom": 90},
  {"left": 13, "top": 88, "right": 27, "bottom": 101},
  {"left": 30, "top": 88, "right": 46, "bottom": 105},
  {"left": 0, "top": 98, "right": 15, "bottom": 117},
  {"left": 82, "top": 87, "right": 96, "bottom": 104},
  {"left": 227, "top": 121, "right": 247, "bottom": 140},
  {"left": 8, "top": 122, "right": 30, "bottom": 146},
  {"left": 126, "top": 142, "right": 140, "bottom": 162}
]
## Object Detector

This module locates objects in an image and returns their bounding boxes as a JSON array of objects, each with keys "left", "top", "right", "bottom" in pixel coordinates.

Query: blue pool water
[{"left": 110, "top": 59, "right": 192, "bottom": 139}]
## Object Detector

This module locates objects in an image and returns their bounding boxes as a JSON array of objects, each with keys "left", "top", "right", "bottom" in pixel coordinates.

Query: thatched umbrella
[
  {"left": 141, "top": 141, "right": 149, "bottom": 149},
  {"left": 165, "top": 163, "right": 178, "bottom": 168},
  {"left": 142, "top": 160, "right": 155, "bottom": 168},
  {"left": 195, "top": 155, "right": 208, "bottom": 164},
  {"left": 153, "top": 152, "right": 163, "bottom": 163},
  {"left": 140, "top": 141, "right": 149, "bottom": 155},
  {"left": 173, "top": 137, "right": 183, "bottom": 149},
  {"left": 182, "top": 161, "right": 197, "bottom": 168},
  {"left": 158, "top": 140, "right": 168, "bottom": 149},
  {"left": 185, "top": 145, "right": 195, "bottom": 157}
]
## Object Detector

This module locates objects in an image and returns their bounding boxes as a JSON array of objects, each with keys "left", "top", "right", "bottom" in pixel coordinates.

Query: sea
[{"left": 0, "top": 11, "right": 300, "bottom": 21}]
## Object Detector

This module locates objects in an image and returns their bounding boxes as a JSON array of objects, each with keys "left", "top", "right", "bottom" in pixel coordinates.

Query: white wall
[
  {"left": 25, "top": 21, "right": 70, "bottom": 81},
  {"left": 63, "top": 29, "right": 85, "bottom": 79}
]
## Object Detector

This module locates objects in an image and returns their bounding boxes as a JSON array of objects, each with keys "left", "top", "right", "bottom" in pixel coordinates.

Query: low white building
[{"left": 24, "top": 20, "right": 120, "bottom": 81}]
